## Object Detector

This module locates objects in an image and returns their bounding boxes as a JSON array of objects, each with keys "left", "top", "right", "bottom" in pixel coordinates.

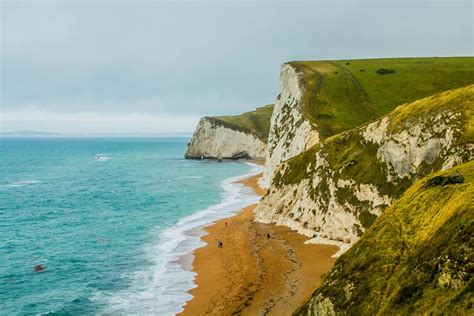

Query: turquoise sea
[{"left": 0, "top": 137, "right": 260, "bottom": 315}]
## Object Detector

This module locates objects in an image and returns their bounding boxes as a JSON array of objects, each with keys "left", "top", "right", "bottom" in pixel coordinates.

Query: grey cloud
[{"left": 1, "top": 0, "right": 472, "bottom": 132}]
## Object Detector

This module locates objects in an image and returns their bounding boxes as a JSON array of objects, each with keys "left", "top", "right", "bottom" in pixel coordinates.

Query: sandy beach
[{"left": 179, "top": 173, "right": 338, "bottom": 315}]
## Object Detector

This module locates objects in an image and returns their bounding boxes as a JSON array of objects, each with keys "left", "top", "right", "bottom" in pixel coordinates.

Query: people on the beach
[
  {"left": 267, "top": 233, "right": 270, "bottom": 239},
  {"left": 225, "top": 221, "right": 228, "bottom": 227},
  {"left": 217, "top": 240, "right": 223, "bottom": 248}
]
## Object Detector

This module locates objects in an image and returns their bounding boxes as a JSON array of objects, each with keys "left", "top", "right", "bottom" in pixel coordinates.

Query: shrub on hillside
[{"left": 376, "top": 68, "right": 396, "bottom": 75}]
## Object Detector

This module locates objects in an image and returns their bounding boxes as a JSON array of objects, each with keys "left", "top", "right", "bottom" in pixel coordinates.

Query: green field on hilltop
[
  {"left": 296, "top": 160, "right": 474, "bottom": 315},
  {"left": 290, "top": 57, "right": 474, "bottom": 138},
  {"left": 207, "top": 104, "right": 274, "bottom": 142}
]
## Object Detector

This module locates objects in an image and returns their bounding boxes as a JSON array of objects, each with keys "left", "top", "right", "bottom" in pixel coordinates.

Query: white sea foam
[
  {"left": 98, "top": 162, "right": 262, "bottom": 315},
  {"left": 94, "top": 154, "right": 110, "bottom": 161},
  {"left": 181, "top": 175, "right": 203, "bottom": 179},
  {"left": 3, "top": 180, "right": 41, "bottom": 187}
]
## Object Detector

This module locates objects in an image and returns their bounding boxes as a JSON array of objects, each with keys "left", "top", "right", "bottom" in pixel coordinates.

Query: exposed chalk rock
[
  {"left": 262, "top": 63, "right": 320, "bottom": 187},
  {"left": 255, "top": 86, "right": 473, "bottom": 255},
  {"left": 185, "top": 117, "right": 267, "bottom": 159}
]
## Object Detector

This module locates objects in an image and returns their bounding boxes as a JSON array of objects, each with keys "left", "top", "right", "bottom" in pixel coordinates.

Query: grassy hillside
[
  {"left": 290, "top": 57, "right": 474, "bottom": 138},
  {"left": 296, "top": 160, "right": 474, "bottom": 315},
  {"left": 206, "top": 104, "right": 274, "bottom": 142}
]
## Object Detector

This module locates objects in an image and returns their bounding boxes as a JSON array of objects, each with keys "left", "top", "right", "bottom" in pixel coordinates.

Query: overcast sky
[{"left": 1, "top": 0, "right": 472, "bottom": 134}]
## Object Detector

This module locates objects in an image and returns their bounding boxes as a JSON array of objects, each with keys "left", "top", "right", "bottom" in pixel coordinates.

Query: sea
[{"left": 0, "top": 137, "right": 261, "bottom": 315}]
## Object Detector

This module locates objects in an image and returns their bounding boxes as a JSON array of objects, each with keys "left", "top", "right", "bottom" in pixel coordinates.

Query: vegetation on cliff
[
  {"left": 296, "top": 160, "right": 473, "bottom": 315},
  {"left": 267, "top": 85, "right": 473, "bottom": 237},
  {"left": 206, "top": 104, "right": 274, "bottom": 142},
  {"left": 289, "top": 57, "right": 474, "bottom": 139}
]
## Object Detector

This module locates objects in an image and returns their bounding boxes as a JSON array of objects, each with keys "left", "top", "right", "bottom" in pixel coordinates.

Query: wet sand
[{"left": 179, "top": 173, "right": 338, "bottom": 315}]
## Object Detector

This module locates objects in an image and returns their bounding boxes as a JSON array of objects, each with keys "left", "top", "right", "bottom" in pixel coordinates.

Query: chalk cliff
[
  {"left": 262, "top": 57, "right": 474, "bottom": 187},
  {"left": 185, "top": 104, "right": 273, "bottom": 160},
  {"left": 255, "top": 86, "right": 473, "bottom": 252},
  {"left": 262, "top": 64, "right": 319, "bottom": 186},
  {"left": 185, "top": 117, "right": 267, "bottom": 159}
]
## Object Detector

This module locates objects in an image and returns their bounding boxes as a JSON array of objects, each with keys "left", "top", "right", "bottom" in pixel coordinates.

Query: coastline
[
  {"left": 102, "top": 162, "right": 264, "bottom": 315},
  {"left": 179, "top": 172, "right": 339, "bottom": 315}
]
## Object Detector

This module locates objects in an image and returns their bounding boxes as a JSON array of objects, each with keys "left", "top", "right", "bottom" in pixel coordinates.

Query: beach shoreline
[{"left": 179, "top": 173, "right": 338, "bottom": 315}]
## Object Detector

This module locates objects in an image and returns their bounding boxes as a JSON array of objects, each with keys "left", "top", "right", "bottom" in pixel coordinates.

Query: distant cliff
[{"left": 185, "top": 104, "right": 273, "bottom": 160}]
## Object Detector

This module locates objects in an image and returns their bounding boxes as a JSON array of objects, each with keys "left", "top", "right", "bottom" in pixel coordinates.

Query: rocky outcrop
[
  {"left": 262, "top": 64, "right": 320, "bottom": 187},
  {"left": 255, "top": 86, "right": 473, "bottom": 252},
  {"left": 185, "top": 117, "right": 267, "bottom": 159}
]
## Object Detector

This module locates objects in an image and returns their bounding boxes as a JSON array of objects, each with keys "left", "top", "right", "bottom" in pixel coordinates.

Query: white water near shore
[{"left": 99, "top": 162, "right": 263, "bottom": 315}]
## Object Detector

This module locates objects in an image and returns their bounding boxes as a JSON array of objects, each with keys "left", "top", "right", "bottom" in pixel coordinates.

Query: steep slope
[
  {"left": 296, "top": 160, "right": 473, "bottom": 315},
  {"left": 264, "top": 57, "right": 474, "bottom": 185},
  {"left": 255, "top": 86, "right": 473, "bottom": 248},
  {"left": 185, "top": 104, "right": 273, "bottom": 159}
]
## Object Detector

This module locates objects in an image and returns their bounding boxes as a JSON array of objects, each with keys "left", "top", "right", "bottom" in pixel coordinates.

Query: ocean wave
[
  {"left": 3, "top": 180, "right": 42, "bottom": 188},
  {"left": 98, "top": 163, "right": 263, "bottom": 315},
  {"left": 181, "top": 175, "right": 203, "bottom": 179}
]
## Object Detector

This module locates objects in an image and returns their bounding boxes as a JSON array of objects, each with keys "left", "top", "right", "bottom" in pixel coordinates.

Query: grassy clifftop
[
  {"left": 206, "top": 104, "right": 274, "bottom": 142},
  {"left": 289, "top": 57, "right": 474, "bottom": 138},
  {"left": 296, "top": 160, "right": 473, "bottom": 315}
]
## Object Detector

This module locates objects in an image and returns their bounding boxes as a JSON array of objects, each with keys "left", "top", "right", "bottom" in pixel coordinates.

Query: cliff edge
[{"left": 263, "top": 57, "right": 474, "bottom": 186}]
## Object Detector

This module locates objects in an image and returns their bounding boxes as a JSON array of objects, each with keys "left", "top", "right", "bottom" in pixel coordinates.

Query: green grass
[
  {"left": 296, "top": 160, "right": 474, "bottom": 315},
  {"left": 206, "top": 104, "right": 274, "bottom": 142},
  {"left": 289, "top": 57, "right": 474, "bottom": 138}
]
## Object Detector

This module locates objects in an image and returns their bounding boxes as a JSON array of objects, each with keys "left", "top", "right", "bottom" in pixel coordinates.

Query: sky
[{"left": 1, "top": 0, "right": 472, "bottom": 134}]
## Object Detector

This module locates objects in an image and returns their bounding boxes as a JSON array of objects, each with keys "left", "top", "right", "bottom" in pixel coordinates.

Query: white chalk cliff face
[
  {"left": 185, "top": 117, "right": 267, "bottom": 159},
  {"left": 262, "top": 64, "right": 320, "bottom": 187},
  {"left": 255, "top": 86, "right": 473, "bottom": 255}
]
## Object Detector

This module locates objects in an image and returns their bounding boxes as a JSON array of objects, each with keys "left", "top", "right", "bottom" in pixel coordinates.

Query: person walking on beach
[
  {"left": 217, "top": 240, "right": 223, "bottom": 248},
  {"left": 267, "top": 233, "right": 270, "bottom": 239}
]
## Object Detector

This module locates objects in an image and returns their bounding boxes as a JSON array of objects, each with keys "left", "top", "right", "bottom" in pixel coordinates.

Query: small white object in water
[{"left": 95, "top": 154, "right": 109, "bottom": 161}]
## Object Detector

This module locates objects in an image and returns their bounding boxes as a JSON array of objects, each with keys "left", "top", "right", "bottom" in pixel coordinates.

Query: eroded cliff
[
  {"left": 263, "top": 63, "right": 319, "bottom": 186},
  {"left": 185, "top": 104, "right": 273, "bottom": 160},
  {"left": 255, "top": 86, "right": 473, "bottom": 251}
]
